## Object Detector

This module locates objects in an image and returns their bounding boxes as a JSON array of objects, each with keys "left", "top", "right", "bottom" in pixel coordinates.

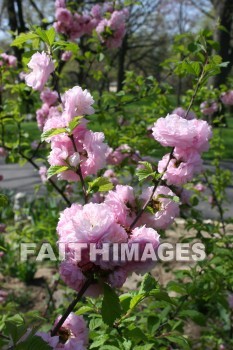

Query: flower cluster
[
  {"left": 58, "top": 189, "right": 160, "bottom": 294},
  {"left": 200, "top": 101, "right": 218, "bottom": 116},
  {"left": 0, "top": 53, "right": 17, "bottom": 67},
  {"left": 153, "top": 113, "right": 212, "bottom": 186},
  {"left": 54, "top": 1, "right": 128, "bottom": 48}
]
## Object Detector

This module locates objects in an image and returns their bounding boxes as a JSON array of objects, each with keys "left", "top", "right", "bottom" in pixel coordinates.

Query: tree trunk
[
  {"left": 212, "top": 0, "right": 233, "bottom": 86},
  {"left": 117, "top": 34, "right": 128, "bottom": 92}
]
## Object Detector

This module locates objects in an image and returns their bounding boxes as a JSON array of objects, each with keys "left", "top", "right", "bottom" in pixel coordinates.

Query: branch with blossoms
[
  {"left": 1, "top": 5, "right": 233, "bottom": 349},
  {"left": 10, "top": 23, "right": 214, "bottom": 348}
]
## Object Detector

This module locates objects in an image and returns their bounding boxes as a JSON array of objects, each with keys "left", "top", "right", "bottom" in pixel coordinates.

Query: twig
[{"left": 50, "top": 278, "right": 93, "bottom": 336}]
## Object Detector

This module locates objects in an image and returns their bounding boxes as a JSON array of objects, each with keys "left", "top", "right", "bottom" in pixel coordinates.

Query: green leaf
[
  {"left": 16, "top": 334, "right": 53, "bottom": 350},
  {"left": 136, "top": 161, "right": 155, "bottom": 181},
  {"left": 11, "top": 33, "right": 39, "bottom": 47},
  {"left": 47, "top": 165, "right": 69, "bottom": 179},
  {"left": 89, "top": 334, "right": 109, "bottom": 349},
  {"left": 129, "top": 294, "right": 146, "bottom": 310},
  {"left": 41, "top": 128, "right": 67, "bottom": 141},
  {"left": 139, "top": 273, "right": 157, "bottom": 294},
  {"left": 179, "top": 310, "right": 205, "bottom": 326},
  {"left": 0, "top": 193, "right": 9, "bottom": 207},
  {"left": 101, "top": 284, "right": 121, "bottom": 326},
  {"left": 68, "top": 116, "right": 83, "bottom": 133},
  {"left": 166, "top": 335, "right": 190, "bottom": 350},
  {"left": 35, "top": 28, "right": 50, "bottom": 44},
  {"left": 76, "top": 306, "right": 93, "bottom": 315},
  {"left": 87, "top": 177, "right": 113, "bottom": 194},
  {"left": 46, "top": 27, "right": 56, "bottom": 46}
]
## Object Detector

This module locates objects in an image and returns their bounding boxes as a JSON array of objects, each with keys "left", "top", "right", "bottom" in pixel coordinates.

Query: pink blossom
[
  {"left": 59, "top": 260, "right": 86, "bottom": 293},
  {"left": 105, "top": 185, "right": 136, "bottom": 227},
  {"left": 55, "top": 0, "right": 66, "bottom": 8},
  {"left": 0, "top": 251, "right": 4, "bottom": 258},
  {"left": 54, "top": 312, "right": 88, "bottom": 347},
  {"left": 103, "top": 169, "right": 118, "bottom": 185},
  {"left": 107, "top": 144, "right": 131, "bottom": 165},
  {"left": 40, "top": 88, "right": 58, "bottom": 106},
  {"left": 172, "top": 107, "right": 196, "bottom": 120},
  {"left": 0, "top": 224, "right": 6, "bottom": 233},
  {"left": 194, "top": 183, "right": 206, "bottom": 192},
  {"left": 39, "top": 166, "right": 47, "bottom": 183},
  {"left": 140, "top": 186, "right": 180, "bottom": 230},
  {"left": 56, "top": 8, "right": 72, "bottom": 26},
  {"left": 31, "top": 141, "right": 39, "bottom": 150},
  {"left": 200, "top": 101, "right": 218, "bottom": 116},
  {"left": 0, "top": 53, "right": 17, "bottom": 67},
  {"left": 61, "top": 51, "right": 73, "bottom": 61},
  {"left": 0, "top": 147, "right": 7, "bottom": 157},
  {"left": 96, "top": 10, "right": 128, "bottom": 49},
  {"left": 25, "top": 52, "right": 55, "bottom": 91},
  {"left": 127, "top": 225, "right": 160, "bottom": 274},
  {"left": 108, "top": 268, "right": 128, "bottom": 288},
  {"left": 91, "top": 4, "right": 102, "bottom": 19},
  {"left": 152, "top": 114, "right": 212, "bottom": 153},
  {"left": 62, "top": 86, "right": 95, "bottom": 122},
  {"left": 221, "top": 90, "right": 233, "bottom": 106},
  {"left": 158, "top": 148, "right": 203, "bottom": 185},
  {"left": 179, "top": 188, "right": 192, "bottom": 205},
  {"left": 0, "top": 290, "right": 8, "bottom": 303},
  {"left": 36, "top": 103, "right": 50, "bottom": 130}
]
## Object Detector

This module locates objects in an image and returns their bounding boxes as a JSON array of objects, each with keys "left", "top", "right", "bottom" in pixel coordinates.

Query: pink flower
[
  {"left": 172, "top": 107, "right": 196, "bottom": 120},
  {"left": 55, "top": 0, "right": 66, "bottom": 8},
  {"left": 91, "top": 4, "right": 102, "bottom": 19},
  {"left": 221, "top": 91, "right": 233, "bottom": 106},
  {"left": 0, "top": 290, "right": 8, "bottom": 303},
  {"left": 61, "top": 51, "right": 73, "bottom": 61},
  {"left": 0, "top": 147, "right": 7, "bottom": 157},
  {"left": 59, "top": 260, "right": 86, "bottom": 293},
  {"left": 96, "top": 10, "right": 128, "bottom": 49},
  {"left": 127, "top": 225, "right": 160, "bottom": 274},
  {"left": 140, "top": 186, "right": 180, "bottom": 230},
  {"left": 158, "top": 148, "right": 203, "bottom": 185},
  {"left": 25, "top": 52, "right": 55, "bottom": 91},
  {"left": 194, "top": 183, "right": 206, "bottom": 192},
  {"left": 40, "top": 88, "right": 58, "bottom": 106},
  {"left": 105, "top": 185, "right": 136, "bottom": 227},
  {"left": 48, "top": 128, "right": 108, "bottom": 181},
  {"left": 152, "top": 114, "right": 212, "bottom": 153},
  {"left": 54, "top": 313, "right": 88, "bottom": 347},
  {"left": 80, "top": 131, "right": 108, "bottom": 177},
  {"left": 39, "top": 166, "right": 47, "bottom": 183},
  {"left": 103, "top": 169, "right": 118, "bottom": 185},
  {"left": 31, "top": 141, "right": 39, "bottom": 150},
  {"left": 36, "top": 103, "right": 50, "bottom": 130},
  {"left": 108, "top": 268, "right": 128, "bottom": 288},
  {"left": 0, "top": 224, "right": 6, "bottom": 233},
  {"left": 0, "top": 53, "right": 17, "bottom": 67},
  {"left": 62, "top": 86, "right": 95, "bottom": 122},
  {"left": 200, "top": 101, "right": 218, "bottom": 116},
  {"left": 107, "top": 144, "right": 131, "bottom": 165},
  {"left": 55, "top": 8, "right": 73, "bottom": 26},
  {"left": 0, "top": 251, "right": 4, "bottom": 258}
]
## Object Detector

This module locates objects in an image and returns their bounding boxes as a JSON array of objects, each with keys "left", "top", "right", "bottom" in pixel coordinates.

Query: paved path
[{"left": 0, "top": 158, "right": 232, "bottom": 220}]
